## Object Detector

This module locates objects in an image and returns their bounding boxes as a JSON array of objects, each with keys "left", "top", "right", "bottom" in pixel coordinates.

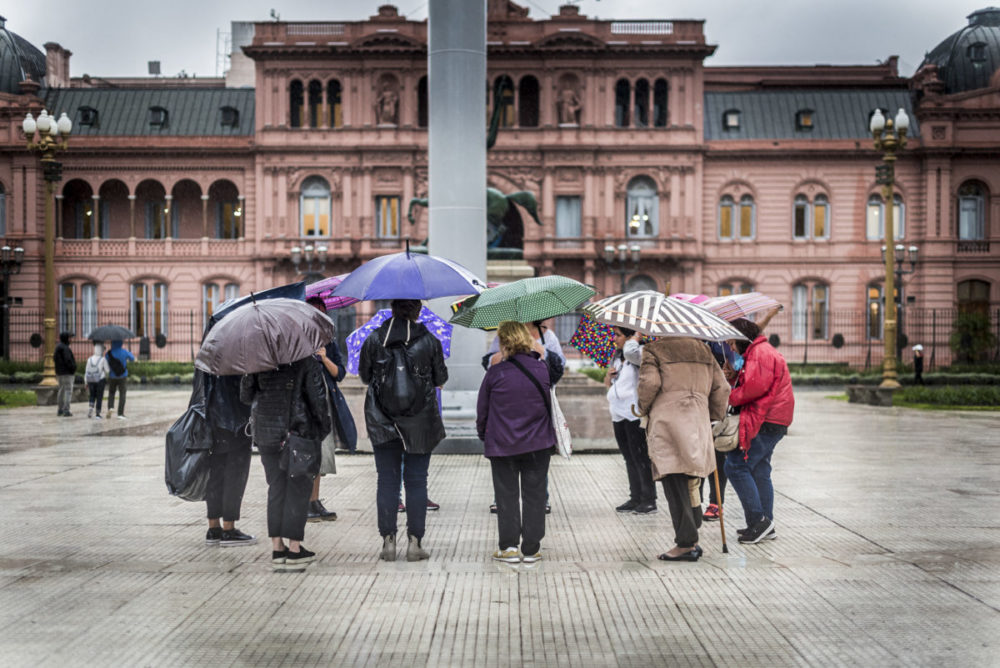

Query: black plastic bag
[{"left": 165, "top": 404, "right": 213, "bottom": 501}]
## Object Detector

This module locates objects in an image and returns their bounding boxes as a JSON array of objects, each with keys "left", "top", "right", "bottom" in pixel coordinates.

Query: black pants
[
  {"left": 259, "top": 447, "right": 312, "bottom": 542},
  {"left": 661, "top": 473, "right": 703, "bottom": 548},
  {"left": 708, "top": 449, "right": 728, "bottom": 506},
  {"left": 87, "top": 380, "right": 106, "bottom": 415},
  {"left": 490, "top": 449, "right": 551, "bottom": 555},
  {"left": 106, "top": 377, "right": 127, "bottom": 416},
  {"left": 205, "top": 429, "right": 252, "bottom": 523},
  {"left": 612, "top": 419, "right": 656, "bottom": 504}
]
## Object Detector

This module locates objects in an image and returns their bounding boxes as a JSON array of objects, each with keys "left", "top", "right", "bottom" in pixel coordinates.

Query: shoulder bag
[
  {"left": 508, "top": 356, "right": 572, "bottom": 460},
  {"left": 712, "top": 411, "right": 740, "bottom": 452},
  {"left": 280, "top": 364, "right": 320, "bottom": 479}
]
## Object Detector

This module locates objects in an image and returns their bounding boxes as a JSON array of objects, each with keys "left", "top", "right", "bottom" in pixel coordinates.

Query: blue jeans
[
  {"left": 373, "top": 440, "right": 431, "bottom": 539},
  {"left": 724, "top": 422, "right": 787, "bottom": 527}
]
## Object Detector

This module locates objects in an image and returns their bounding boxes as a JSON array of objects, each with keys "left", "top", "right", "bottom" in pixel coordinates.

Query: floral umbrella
[
  {"left": 569, "top": 313, "right": 617, "bottom": 368},
  {"left": 306, "top": 274, "right": 359, "bottom": 310},
  {"left": 345, "top": 306, "right": 452, "bottom": 375}
]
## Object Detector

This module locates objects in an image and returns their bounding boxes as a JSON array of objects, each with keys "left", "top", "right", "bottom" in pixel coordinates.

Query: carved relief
[
  {"left": 932, "top": 125, "right": 946, "bottom": 140},
  {"left": 374, "top": 74, "right": 400, "bottom": 125}
]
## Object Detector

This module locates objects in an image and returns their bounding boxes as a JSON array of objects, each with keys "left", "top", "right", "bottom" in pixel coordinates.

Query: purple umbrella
[
  {"left": 332, "top": 245, "right": 486, "bottom": 301},
  {"left": 345, "top": 306, "right": 452, "bottom": 375},
  {"left": 306, "top": 274, "right": 359, "bottom": 310}
]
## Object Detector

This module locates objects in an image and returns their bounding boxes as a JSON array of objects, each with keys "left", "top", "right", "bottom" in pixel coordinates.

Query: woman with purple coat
[{"left": 476, "top": 321, "right": 556, "bottom": 564}]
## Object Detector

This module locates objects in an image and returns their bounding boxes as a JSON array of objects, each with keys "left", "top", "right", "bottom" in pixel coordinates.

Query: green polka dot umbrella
[{"left": 449, "top": 276, "right": 596, "bottom": 330}]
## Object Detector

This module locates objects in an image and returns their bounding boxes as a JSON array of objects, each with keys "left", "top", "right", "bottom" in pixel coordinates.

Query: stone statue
[
  {"left": 375, "top": 85, "right": 399, "bottom": 125},
  {"left": 407, "top": 187, "right": 542, "bottom": 255},
  {"left": 557, "top": 86, "right": 582, "bottom": 125}
]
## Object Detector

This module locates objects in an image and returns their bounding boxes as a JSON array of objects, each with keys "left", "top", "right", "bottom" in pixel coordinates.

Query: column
[
  {"left": 237, "top": 195, "right": 245, "bottom": 238},
  {"left": 164, "top": 195, "right": 173, "bottom": 239},
  {"left": 201, "top": 195, "right": 210, "bottom": 238},
  {"left": 91, "top": 195, "right": 100, "bottom": 238},
  {"left": 128, "top": 195, "right": 136, "bottom": 238}
]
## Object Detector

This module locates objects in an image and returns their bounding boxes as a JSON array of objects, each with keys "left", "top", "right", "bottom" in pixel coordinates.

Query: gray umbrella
[
  {"left": 195, "top": 297, "right": 335, "bottom": 376},
  {"left": 87, "top": 324, "right": 136, "bottom": 341}
]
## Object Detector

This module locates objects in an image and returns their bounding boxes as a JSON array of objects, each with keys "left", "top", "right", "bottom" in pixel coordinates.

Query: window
[
  {"left": 958, "top": 279, "right": 991, "bottom": 315},
  {"left": 203, "top": 283, "right": 221, "bottom": 327},
  {"left": 327, "top": 80, "right": 342, "bottom": 128},
  {"left": 148, "top": 106, "right": 168, "bottom": 127},
  {"left": 626, "top": 274, "right": 657, "bottom": 292},
  {"left": 290, "top": 80, "right": 304, "bottom": 128},
  {"left": 376, "top": 196, "right": 401, "bottom": 238},
  {"left": 867, "top": 285, "right": 883, "bottom": 339},
  {"left": 78, "top": 106, "right": 98, "bottom": 127},
  {"left": 555, "top": 196, "right": 582, "bottom": 238},
  {"left": 958, "top": 182, "right": 986, "bottom": 240},
  {"left": 792, "top": 283, "right": 829, "bottom": 340},
  {"left": 216, "top": 200, "right": 241, "bottom": 239},
  {"left": 968, "top": 42, "right": 988, "bottom": 63},
  {"left": 518, "top": 76, "right": 539, "bottom": 127},
  {"left": 614, "top": 79, "right": 630, "bottom": 127},
  {"left": 813, "top": 195, "right": 829, "bottom": 238},
  {"left": 793, "top": 194, "right": 829, "bottom": 239},
  {"left": 793, "top": 195, "right": 809, "bottom": 239},
  {"left": 132, "top": 282, "right": 169, "bottom": 338},
  {"left": 796, "top": 109, "right": 814, "bottom": 130},
  {"left": 81, "top": 284, "right": 97, "bottom": 337},
  {"left": 866, "top": 193, "right": 904, "bottom": 240},
  {"left": 59, "top": 283, "right": 76, "bottom": 335},
  {"left": 300, "top": 177, "right": 330, "bottom": 236},
  {"left": 494, "top": 75, "right": 515, "bottom": 128},
  {"left": 723, "top": 109, "right": 740, "bottom": 130},
  {"left": 633, "top": 78, "right": 649, "bottom": 128},
  {"left": 720, "top": 195, "right": 755, "bottom": 240},
  {"left": 626, "top": 177, "right": 657, "bottom": 237},
  {"left": 653, "top": 79, "right": 668, "bottom": 127},
  {"left": 307, "top": 80, "right": 322, "bottom": 128},
  {"left": 417, "top": 76, "right": 428, "bottom": 128},
  {"left": 219, "top": 106, "right": 239, "bottom": 128},
  {"left": 224, "top": 282, "right": 240, "bottom": 303},
  {"left": 718, "top": 282, "right": 754, "bottom": 297}
]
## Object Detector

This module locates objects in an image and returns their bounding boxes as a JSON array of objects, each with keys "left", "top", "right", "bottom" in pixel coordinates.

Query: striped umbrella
[
  {"left": 449, "top": 276, "right": 595, "bottom": 330},
  {"left": 700, "top": 292, "right": 782, "bottom": 322},
  {"left": 585, "top": 290, "right": 747, "bottom": 342}
]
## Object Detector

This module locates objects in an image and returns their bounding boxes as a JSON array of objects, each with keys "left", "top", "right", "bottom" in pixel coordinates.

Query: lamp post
[
  {"left": 289, "top": 243, "right": 328, "bottom": 282},
  {"left": 602, "top": 242, "right": 641, "bottom": 294},
  {"left": 881, "top": 243, "right": 919, "bottom": 358},
  {"left": 23, "top": 110, "right": 72, "bottom": 387},
  {"left": 869, "top": 107, "right": 909, "bottom": 389},
  {"left": 1, "top": 244, "right": 25, "bottom": 360}
]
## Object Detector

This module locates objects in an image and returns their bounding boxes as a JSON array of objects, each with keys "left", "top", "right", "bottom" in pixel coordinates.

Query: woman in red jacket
[{"left": 723, "top": 318, "right": 794, "bottom": 545}]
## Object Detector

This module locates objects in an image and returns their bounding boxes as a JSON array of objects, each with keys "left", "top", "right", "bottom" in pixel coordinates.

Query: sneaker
[
  {"left": 205, "top": 527, "right": 222, "bottom": 546},
  {"left": 545, "top": 504, "right": 551, "bottom": 514},
  {"left": 426, "top": 499, "right": 440, "bottom": 511},
  {"left": 736, "top": 527, "right": 777, "bottom": 540},
  {"left": 94, "top": 414, "right": 102, "bottom": 420},
  {"left": 117, "top": 415, "right": 127, "bottom": 420},
  {"left": 285, "top": 546, "right": 315, "bottom": 566},
  {"left": 492, "top": 547, "right": 521, "bottom": 563},
  {"left": 88, "top": 407, "right": 94, "bottom": 418},
  {"left": 406, "top": 535, "right": 430, "bottom": 561},
  {"left": 397, "top": 502, "right": 406, "bottom": 513},
  {"left": 272, "top": 548, "right": 288, "bottom": 566},
  {"left": 521, "top": 551, "right": 543, "bottom": 563},
  {"left": 307, "top": 500, "right": 338, "bottom": 522},
  {"left": 704, "top": 504, "right": 720, "bottom": 521},
  {"left": 220, "top": 528, "right": 258, "bottom": 547},
  {"left": 62, "top": 411, "right": 73, "bottom": 417},
  {"left": 489, "top": 503, "right": 498, "bottom": 514},
  {"left": 381, "top": 534, "right": 397, "bottom": 561},
  {"left": 738, "top": 517, "right": 775, "bottom": 544},
  {"left": 632, "top": 502, "right": 658, "bottom": 515},
  {"left": 615, "top": 500, "right": 639, "bottom": 513}
]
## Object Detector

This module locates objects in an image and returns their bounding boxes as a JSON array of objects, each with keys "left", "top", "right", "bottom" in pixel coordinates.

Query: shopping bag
[
  {"left": 550, "top": 388, "right": 573, "bottom": 460},
  {"left": 165, "top": 405, "right": 213, "bottom": 501}
]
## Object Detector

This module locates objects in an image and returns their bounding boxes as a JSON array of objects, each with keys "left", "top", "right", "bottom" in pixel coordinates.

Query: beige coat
[{"left": 636, "top": 338, "right": 730, "bottom": 480}]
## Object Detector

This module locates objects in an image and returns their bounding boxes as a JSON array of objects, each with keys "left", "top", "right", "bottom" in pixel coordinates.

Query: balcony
[{"left": 957, "top": 240, "right": 990, "bottom": 253}]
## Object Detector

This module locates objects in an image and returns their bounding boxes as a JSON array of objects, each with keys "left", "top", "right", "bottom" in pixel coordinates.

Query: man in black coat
[{"left": 54, "top": 332, "right": 77, "bottom": 417}]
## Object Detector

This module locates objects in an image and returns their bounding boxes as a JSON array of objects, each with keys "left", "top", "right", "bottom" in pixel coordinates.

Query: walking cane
[{"left": 712, "top": 468, "right": 728, "bottom": 553}]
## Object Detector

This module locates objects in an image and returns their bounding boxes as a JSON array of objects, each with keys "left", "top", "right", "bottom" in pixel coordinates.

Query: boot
[
  {"left": 381, "top": 534, "right": 396, "bottom": 561},
  {"left": 406, "top": 535, "right": 429, "bottom": 562}
]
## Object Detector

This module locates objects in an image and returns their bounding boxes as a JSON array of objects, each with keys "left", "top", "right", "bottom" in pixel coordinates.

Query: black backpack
[
  {"left": 106, "top": 351, "right": 126, "bottom": 376},
  {"left": 373, "top": 319, "right": 427, "bottom": 418}
]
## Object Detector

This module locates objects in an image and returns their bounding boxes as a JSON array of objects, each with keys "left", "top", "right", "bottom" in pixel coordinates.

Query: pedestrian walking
[
  {"left": 723, "top": 318, "right": 794, "bottom": 544},
  {"left": 359, "top": 299, "right": 448, "bottom": 562},
  {"left": 637, "top": 337, "right": 730, "bottom": 561},
  {"left": 606, "top": 326, "right": 656, "bottom": 514},
  {"left": 912, "top": 344, "right": 925, "bottom": 385},
  {"left": 54, "top": 332, "right": 77, "bottom": 417},
  {"left": 84, "top": 343, "right": 110, "bottom": 419},
  {"left": 105, "top": 340, "right": 135, "bottom": 419},
  {"left": 240, "top": 356, "right": 331, "bottom": 571},
  {"left": 477, "top": 321, "right": 555, "bottom": 563}
]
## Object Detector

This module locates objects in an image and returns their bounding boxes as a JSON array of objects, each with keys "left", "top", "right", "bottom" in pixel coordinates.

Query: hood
[
  {"left": 111, "top": 340, "right": 124, "bottom": 350},
  {"left": 645, "top": 337, "right": 715, "bottom": 365},
  {"left": 377, "top": 317, "right": 429, "bottom": 347}
]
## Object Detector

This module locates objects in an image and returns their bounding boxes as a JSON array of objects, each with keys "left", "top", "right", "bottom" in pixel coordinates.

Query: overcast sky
[{"left": 4, "top": 0, "right": 989, "bottom": 79}]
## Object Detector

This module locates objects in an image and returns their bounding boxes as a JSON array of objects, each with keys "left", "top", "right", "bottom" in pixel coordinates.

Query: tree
[{"left": 949, "top": 311, "right": 998, "bottom": 363}]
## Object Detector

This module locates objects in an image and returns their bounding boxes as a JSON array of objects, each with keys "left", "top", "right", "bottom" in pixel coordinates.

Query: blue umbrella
[{"left": 332, "top": 246, "right": 485, "bottom": 301}]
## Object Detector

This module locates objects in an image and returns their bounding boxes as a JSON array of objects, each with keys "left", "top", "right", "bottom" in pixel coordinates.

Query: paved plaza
[{"left": 0, "top": 387, "right": 998, "bottom": 667}]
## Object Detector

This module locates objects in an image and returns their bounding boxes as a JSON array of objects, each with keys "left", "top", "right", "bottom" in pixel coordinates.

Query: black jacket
[
  {"left": 54, "top": 342, "right": 77, "bottom": 376},
  {"left": 239, "top": 357, "right": 331, "bottom": 449},
  {"left": 359, "top": 318, "right": 448, "bottom": 454}
]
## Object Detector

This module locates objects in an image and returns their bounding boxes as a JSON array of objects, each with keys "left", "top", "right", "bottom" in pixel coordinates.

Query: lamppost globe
[
  {"left": 603, "top": 244, "right": 615, "bottom": 264},
  {"left": 56, "top": 112, "right": 72, "bottom": 136},
  {"left": 35, "top": 110, "right": 50, "bottom": 133},
  {"left": 869, "top": 108, "right": 885, "bottom": 134},
  {"left": 894, "top": 108, "right": 909, "bottom": 133},
  {"left": 22, "top": 113, "right": 36, "bottom": 136}
]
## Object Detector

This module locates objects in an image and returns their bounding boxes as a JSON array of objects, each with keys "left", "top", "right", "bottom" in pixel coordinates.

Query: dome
[
  {"left": 921, "top": 8, "right": 1000, "bottom": 94},
  {"left": 0, "top": 16, "right": 47, "bottom": 95}
]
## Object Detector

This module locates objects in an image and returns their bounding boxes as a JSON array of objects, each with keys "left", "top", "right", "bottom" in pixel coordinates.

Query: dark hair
[
  {"left": 391, "top": 299, "right": 421, "bottom": 322},
  {"left": 615, "top": 326, "right": 635, "bottom": 338},
  {"left": 305, "top": 296, "right": 326, "bottom": 312},
  {"left": 730, "top": 318, "right": 760, "bottom": 355},
  {"left": 59, "top": 332, "right": 72, "bottom": 344}
]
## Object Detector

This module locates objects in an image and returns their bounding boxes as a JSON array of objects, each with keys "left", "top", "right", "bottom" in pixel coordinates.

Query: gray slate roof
[
  {"left": 704, "top": 89, "right": 919, "bottom": 141},
  {"left": 921, "top": 8, "right": 1000, "bottom": 94},
  {"left": 43, "top": 88, "right": 255, "bottom": 136},
  {"left": 0, "top": 22, "right": 47, "bottom": 95}
]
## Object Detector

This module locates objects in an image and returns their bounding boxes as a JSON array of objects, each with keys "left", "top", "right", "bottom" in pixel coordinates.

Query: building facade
[{"left": 0, "top": 2, "right": 998, "bottom": 365}]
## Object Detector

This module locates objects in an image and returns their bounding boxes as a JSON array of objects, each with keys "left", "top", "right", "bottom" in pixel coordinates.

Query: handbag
[
  {"left": 712, "top": 412, "right": 740, "bottom": 452},
  {"left": 279, "top": 364, "right": 320, "bottom": 479},
  {"left": 509, "top": 357, "right": 573, "bottom": 460},
  {"left": 164, "top": 404, "right": 213, "bottom": 501}
]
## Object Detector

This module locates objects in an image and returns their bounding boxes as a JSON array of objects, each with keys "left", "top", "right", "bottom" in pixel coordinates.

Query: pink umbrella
[
  {"left": 701, "top": 292, "right": 782, "bottom": 322},
  {"left": 306, "top": 274, "right": 359, "bottom": 310},
  {"left": 669, "top": 292, "right": 710, "bottom": 305}
]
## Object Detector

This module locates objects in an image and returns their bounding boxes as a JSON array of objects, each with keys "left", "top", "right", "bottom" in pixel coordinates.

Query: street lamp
[
  {"left": 602, "top": 242, "right": 641, "bottom": 293},
  {"left": 1, "top": 244, "right": 25, "bottom": 360},
  {"left": 289, "top": 243, "right": 328, "bottom": 280},
  {"left": 880, "top": 243, "right": 919, "bottom": 358},
  {"left": 23, "top": 109, "right": 72, "bottom": 387}
]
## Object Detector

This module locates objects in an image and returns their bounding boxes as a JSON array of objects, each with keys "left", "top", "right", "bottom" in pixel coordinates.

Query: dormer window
[
  {"left": 796, "top": 109, "right": 814, "bottom": 131},
  {"left": 78, "top": 106, "right": 98, "bottom": 127},
  {"left": 968, "top": 42, "right": 987, "bottom": 63},
  {"left": 723, "top": 109, "right": 741, "bottom": 130},
  {"left": 148, "top": 106, "right": 168, "bottom": 128},
  {"left": 219, "top": 106, "right": 239, "bottom": 128}
]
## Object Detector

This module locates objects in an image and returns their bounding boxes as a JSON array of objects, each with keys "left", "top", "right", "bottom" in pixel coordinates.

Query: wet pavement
[{"left": 0, "top": 386, "right": 998, "bottom": 666}]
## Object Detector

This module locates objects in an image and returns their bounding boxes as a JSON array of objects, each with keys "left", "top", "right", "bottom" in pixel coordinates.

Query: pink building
[{"left": 0, "top": 3, "right": 998, "bottom": 366}]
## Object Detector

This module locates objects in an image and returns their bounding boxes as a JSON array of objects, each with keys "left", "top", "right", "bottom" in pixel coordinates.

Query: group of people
[{"left": 53, "top": 333, "right": 134, "bottom": 419}]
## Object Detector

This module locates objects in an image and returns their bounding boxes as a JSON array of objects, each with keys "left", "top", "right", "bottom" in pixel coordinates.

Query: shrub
[
  {"left": 895, "top": 385, "right": 1000, "bottom": 407},
  {"left": 949, "top": 312, "right": 998, "bottom": 363},
  {"left": 579, "top": 367, "right": 606, "bottom": 384},
  {"left": 0, "top": 389, "right": 37, "bottom": 408}
]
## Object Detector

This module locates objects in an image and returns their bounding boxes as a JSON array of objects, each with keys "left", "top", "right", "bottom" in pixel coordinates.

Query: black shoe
[
  {"left": 272, "top": 548, "right": 288, "bottom": 566},
  {"left": 657, "top": 546, "right": 702, "bottom": 562},
  {"left": 285, "top": 546, "right": 315, "bottom": 569},
  {"left": 220, "top": 528, "right": 258, "bottom": 547},
  {"left": 738, "top": 517, "right": 775, "bottom": 544},
  {"left": 737, "top": 526, "right": 777, "bottom": 540},
  {"left": 615, "top": 500, "right": 639, "bottom": 513},
  {"left": 632, "top": 502, "right": 658, "bottom": 515},
  {"left": 489, "top": 504, "right": 497, "bottom": 514},
  {"left": 307, "top": 500, "right": 337, "bottom": 522},
  {"left": 205, "top": 527, "right": 222, "bottom": 546},
  {"left": 545, "top": 504, "right": 551, "bottom": 514}
]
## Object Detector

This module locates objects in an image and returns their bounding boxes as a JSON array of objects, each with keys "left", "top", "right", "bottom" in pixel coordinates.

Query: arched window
[
  {"left": 417, "top": 76, "right": 428, "bottom": 128},
  {"left": 793, "top": 194, "right": 830, "bottom": 240},
  {"left": 738, "top": 196, "right": 756, "bottom": 239},
  {"left": 720, "top": 195, "right": 755, "bottom": 240},
  {"left": 626, "top": 274, "right": 657, "bottom": 292},
  {"left": 224, "top": 282, "right": 240, "bottom": 303},
  {"left": 203, "top": 282, "right": 220, "bottom": 327},
  {"left": 300, "top": 177, "right": 331, "bottom": 237},
  {"left": 59, "top": 282, "right": 77, "bottom": 334},
  {"left": 718, "top": 195, "right": 735, "bottom": 239},
  {"left": 633, "top": 79, "right": 650, "bottom": 128},
  {"left": 793, "top": 195, "right": 809, "bottom": 239},
  {"left": 792, "top": 282, "right": 829, "bottom": 341},
  {"left": 958, "top": 181, "right": 987, "bottom": 240},
  {"left": 494, "top": 75, "right": 515, "bottom": 128},
  {"left": 626, "top": 176, "right": 657, "bottom": 237},
  {"left": 957, "top": 279, "right": 991, "bottom": 315},
  {"left": 718, "top": 281, "right": 754, "bottom": 296},
  {"left": 866, "top": 193, "right": 904, "bottom": 240},
  {"left": 131, "top": 281, "right": 169, "bottom": 338},
  {"left": 327, "top": 80, "right": 342, "bottom": 128},
  {"left": 307, "top": 80, "right": 323, "bottom": 128},
  {"left": 813, "top": 194, "right": 829, "bottom": 239},
  {"left": 518, "top": 75, "right": 540, "bottom": 127},
  {"left": 614, "top": 79, "right": 630, "bottom": 127},
  {"left": 81, "top": 283, "right": 97, "bottom": 337},
  {"left": 653, "top": 78, "right": 668, "bottom": 127},
  {"left": 290, "top": 80, "right": 304, "bottom": 128}
]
